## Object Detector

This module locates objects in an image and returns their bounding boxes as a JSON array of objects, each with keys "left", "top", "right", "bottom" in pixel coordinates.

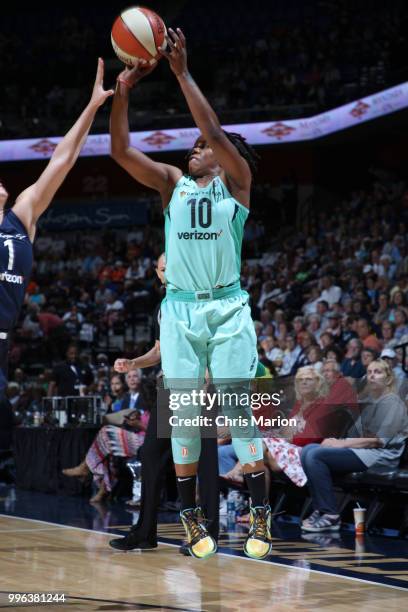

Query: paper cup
[{"left": 353, "top": 507, "right": 366, "bottom": 534}]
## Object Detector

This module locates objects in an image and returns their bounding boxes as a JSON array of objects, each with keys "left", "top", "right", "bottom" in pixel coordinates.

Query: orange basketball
[{"left": 111, "top": 6, "right": 167, "bottom": 66}]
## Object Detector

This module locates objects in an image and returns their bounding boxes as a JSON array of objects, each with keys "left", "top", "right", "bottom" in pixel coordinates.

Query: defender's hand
[{"left": 90, "top": 58, "right": 115, "bottom": 107}]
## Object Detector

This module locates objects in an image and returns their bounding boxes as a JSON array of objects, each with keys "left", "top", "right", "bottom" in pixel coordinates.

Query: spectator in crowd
[
  {"left": 321, "top": 359, "right": 358, "bottom": 437},
  {"left": 62, "top": 409, "right": 147, "bottom": 503},
  {"left": 63, "top": 304, "right": 84, "bottom": 337},
  {"left": 94, "top": 280, "right": 112, "bottom": 306},
  {"left": 361, "top": 347, "right": 378, "bottom": 371},
  {"left": 27, "top": 285, "right": 46, "bottom": 308},
  {"left": 341, "top": 338, "right": 365, "bottom": 379},
  {"left": 48, "top": 344, "right": 94, "bottom": 397},
  {"left": 37, "top": 306, "right": 63, "bottom": 337},
  {"left": 111, "top": 260, "right": 126, "bottom": 283},
  {"left": 104, "top": 373, "right": 128, "bottom": 412},
  {"left": 280, "top": 334, "right": 301, "bottom": 376},
  {"left": 307, "top": 314, "right": 323, "bottom": 342},
  {"left": 120, "top": 370, "right": 151, "bottom": 436},
  {"left": 292, "top": 316, "right": 306, "bottom": 340},
  {"left": 263, "top": 366, "right": 330, "bottom": 487},
  {"left": 389, "top": 290, "right": 408, "bottom": 320},
  {"left": 379, "top": 254, "right": 396, "bottom": 281},
  {"left": 341, "top": 315, "right": 358, "bottom": 347},
  {"left": 381, "top": 320, "right": 396, "bottom": 349},
  {"left": 301, "top": 359, "right": 408, "bottom": 532},
  {"left": 264, "top": 336, "right": 285, "bottom": 373},
  {"left": 291, "top": 331, "right": 316, "bottom": 375},
  {"left": 324, "top": 344, "right": 344, "bottom": 365},
  {"left": 6, "top": 383, "right": 22, "bottom": 410},
  {"left": 356, "top": 318, "right": 382, "bottom": 353},
  {"left": 316, "top": 300, "right": 330, "bottom": 330},
  {"left": 373, "top": 292, "right": 391, "bottom": 325},
  {"left": 380, "top": 348, "right": 406, "bottom": 390},
  {"left": 325, "top": 313, "right": 343, "bottom": 343},
  {"left": 307, "top": 346, "right": 323, "bottom": 373},
  {"left": 393, "top": 309, "right": 408, "bottom": 342},
  {"left": 319, "top": 275, "right": 342, "bottom": 307},
  {"left": 302, "top": 287, "right": 321, "bottom": 316},
  {"left": 21, "top": 308, "right": 43, "bottom": 339},
  {"left": 319, "top": 332, "right": 334, "bottom": 352}
]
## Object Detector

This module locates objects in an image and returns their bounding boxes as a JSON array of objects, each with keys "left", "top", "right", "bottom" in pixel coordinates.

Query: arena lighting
[{"left": 1, "top": 81, "right": 408, "bottom": 162}]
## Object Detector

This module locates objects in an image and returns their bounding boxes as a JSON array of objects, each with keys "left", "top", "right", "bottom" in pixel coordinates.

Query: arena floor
[{"left": 0, "top": 485, "right": 407, "bottom": 610}]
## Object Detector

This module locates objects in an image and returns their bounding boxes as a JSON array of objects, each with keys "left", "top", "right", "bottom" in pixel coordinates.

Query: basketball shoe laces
[
  {"left": 252, "top": 508, "right": 269, "bottom": 540},
  {"left": 183, "top": 508, "right": 207, "bottom": 544}
]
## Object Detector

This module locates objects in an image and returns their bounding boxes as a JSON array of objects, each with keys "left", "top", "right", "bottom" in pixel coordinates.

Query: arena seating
[{"left": 1, "top": 0, "right": 406, "bottom": 137}]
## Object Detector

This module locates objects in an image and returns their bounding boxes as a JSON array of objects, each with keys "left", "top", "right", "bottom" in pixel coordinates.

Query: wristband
[{"left": 116, "top": 77, "right": 134, "bottom": 89}]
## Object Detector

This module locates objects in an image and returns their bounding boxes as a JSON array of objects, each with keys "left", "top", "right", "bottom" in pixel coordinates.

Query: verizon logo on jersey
[
  {"left": 0, "top": 271, "right": 24, "bottom": 284},
  {"left": 177, "top": 230, "right": 223, "bottom": 241}
]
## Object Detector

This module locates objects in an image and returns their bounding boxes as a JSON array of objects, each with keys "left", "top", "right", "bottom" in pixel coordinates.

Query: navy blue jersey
[{"left": 0, "top": 209, "right": 33, "bottom": 329}]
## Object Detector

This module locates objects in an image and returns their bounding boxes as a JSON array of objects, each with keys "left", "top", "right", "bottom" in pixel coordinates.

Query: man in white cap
[{"left": 380, "top": 348, "right": 406, "bottom": 388}]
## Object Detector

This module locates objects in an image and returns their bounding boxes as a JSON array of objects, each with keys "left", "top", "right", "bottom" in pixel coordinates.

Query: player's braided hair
[
  {"left": 185, "top": 131, "right": 260, "bottom": 178},
  {"left": 223, "top": 131, "right": 260, "bottom": 177}
]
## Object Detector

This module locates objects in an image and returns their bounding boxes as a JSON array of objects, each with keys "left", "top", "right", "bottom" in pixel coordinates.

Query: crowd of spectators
[
  {"left": 1, "top": 0, "right": 407, "bottom": 137},
  {"left": 247, "top": 173, "right": 408, "bottom": 393},
  {"left": 4, "top": 168, "right": 408, "bottom": 427}
]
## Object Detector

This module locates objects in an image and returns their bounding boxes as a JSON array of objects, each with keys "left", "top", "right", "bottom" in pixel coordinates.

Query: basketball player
[
  {"left": 0, "top": 59, "right": 113, "bottom": 415},
  {"left": 110, "top": 30, "right": 271, "bottom": 559},
  {"left": 109, "top": 254, "right": 220, "bottom": 553}
]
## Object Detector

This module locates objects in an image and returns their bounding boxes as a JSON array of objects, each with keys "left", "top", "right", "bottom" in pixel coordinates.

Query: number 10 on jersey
[{"left": 187, "top": 197, "right": 212, "bottom": 229}]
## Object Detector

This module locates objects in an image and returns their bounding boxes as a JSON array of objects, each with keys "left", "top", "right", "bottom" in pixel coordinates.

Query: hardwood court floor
[{"left": 0, "top": 515, "right": 407, "bottom": 611}]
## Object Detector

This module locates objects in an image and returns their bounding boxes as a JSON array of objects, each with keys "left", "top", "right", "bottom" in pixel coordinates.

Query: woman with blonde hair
[
  {"left": 301, "top": 359, "right": 408, "bottom": 532},
  {"left": 263, "top": 366, "right": 330, "bottom": 487}
]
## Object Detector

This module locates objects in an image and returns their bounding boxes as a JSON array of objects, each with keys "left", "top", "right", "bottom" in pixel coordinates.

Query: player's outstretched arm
[
  {"left": 114, "top": 340, "right": 161, "bottom": 372},
  {"left": 13, "top": 59, "right": 114, "bottom": 240},
  {"left": 110, "top": 62, "right": 182, "bottom": 205},
  {"left": 162, "top": 29, "right": 251, "bottom": 197}
]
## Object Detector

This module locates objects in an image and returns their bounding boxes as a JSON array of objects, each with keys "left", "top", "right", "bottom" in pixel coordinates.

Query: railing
[{"left": 41, "top": 396, "right": 104, "bottom": 427}]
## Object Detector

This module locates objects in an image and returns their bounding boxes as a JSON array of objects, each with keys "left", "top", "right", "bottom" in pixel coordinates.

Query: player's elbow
[
  {"left": 110, "top": 142, "right": 123, "bottom": 160},
  {"left": 110, "top": 144, "right": 129, "bottom": 166}
]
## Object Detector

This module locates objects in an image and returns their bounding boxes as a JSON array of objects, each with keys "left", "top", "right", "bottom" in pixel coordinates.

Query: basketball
[{"left": 111, "top": 6, "right": 167, "bottom": 66}]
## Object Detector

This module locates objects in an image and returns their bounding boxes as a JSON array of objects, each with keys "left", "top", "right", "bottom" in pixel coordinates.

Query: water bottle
[
  {"left": 127, "top": 460, "right": 142, "bottom": 503},
  {"left": 33, "top": 411, "right": 41, "bottom": 427}
]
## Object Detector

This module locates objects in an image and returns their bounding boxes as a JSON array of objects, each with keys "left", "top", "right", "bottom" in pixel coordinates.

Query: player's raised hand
[
  {"left": 90, "top": 58, "right": 115, "bottom": 107},
  {"left": 160, "top": 28, "right": 188, "bottom": 77},
  {"left": 114, "top": 358, "right": 132, "bottom": 373},
  {"left": 117, "top": 58, "right": 158, "bottom": 88}
]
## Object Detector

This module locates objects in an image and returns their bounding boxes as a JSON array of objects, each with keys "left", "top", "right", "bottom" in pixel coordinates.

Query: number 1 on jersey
[{"left": 4, "top": 239, "right": 15, "bottom": 270}]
